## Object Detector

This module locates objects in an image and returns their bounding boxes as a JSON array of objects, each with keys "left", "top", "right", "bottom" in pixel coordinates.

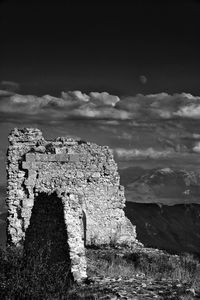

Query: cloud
[
  {"left": 118, "top": 132, "right": 133, "bottom": 140},
  {"left": 0, "top": 90, "right": 14, "bottom": 97},
  {"left": 0, "top": 94, "right": 64, "bottom": 115},
  {"left": 89, "top": 92, "right": 120, "bottom": 106},
  {"left": 0, "top": 80, "right": 20, "bottom": 92},
  {"left": 192, "top": 134, "right": 200, "bottom": 139},
  {"left": 71, "top": 103, "right": 130, "bottom": 120},
  {"left": 0, "top": 91, "right": 129, "bottom": 121},
  {"left": 116, "top": 92, "right": 200, "bottom": 120},
  {"left": 1, "top": 90, "right": 200, "bottom": 123},
  {"left": 115, "top": 93, "right": 175, "bottom": 120},
  {"left": 61, "top": 91, "right": 119, "bottom": 107},
  {"left": 61, "top": 90, "right": 89, "bottom": 102},
  {"left": 175, "top": 104, "right": 200, "bottom": 118},
  {"left": 114, "top": 147, "right": 175, "bottom": 159},
  {"left": 97, "top": 120, "right": 120, "bottom": 125},
  {"left": 193, "top": 142, "right": 200, "bottom": 153}
]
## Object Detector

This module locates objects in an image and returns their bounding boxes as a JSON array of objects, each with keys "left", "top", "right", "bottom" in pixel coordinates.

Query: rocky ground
[
  {"left": 71, "top": 277, "right": 197, "bottom": 299},
  {"left": 68, "top": 246, "right": 200, "bottom": 299}
]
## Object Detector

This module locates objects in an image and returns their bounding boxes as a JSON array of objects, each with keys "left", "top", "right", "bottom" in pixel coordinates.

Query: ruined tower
[{"left": 6, "top": 128, "right": 137, "bottom": 282}]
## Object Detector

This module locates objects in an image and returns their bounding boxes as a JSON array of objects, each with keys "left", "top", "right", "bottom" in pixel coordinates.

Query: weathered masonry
[{"left": 6, "top": 128, "right": 137, "bottom": 282}]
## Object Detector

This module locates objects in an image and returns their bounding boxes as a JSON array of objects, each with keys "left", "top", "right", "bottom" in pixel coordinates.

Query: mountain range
[{"left": 120, "top": 167, "right": 200, "bottom": 205}]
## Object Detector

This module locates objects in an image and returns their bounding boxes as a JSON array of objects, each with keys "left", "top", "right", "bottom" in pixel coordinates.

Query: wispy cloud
[
  {"left": 0, "top": 81, "right": 20, "bottom": 92},
  {"left": 114, "top": 147, "right": 175, "bottom": 159}
]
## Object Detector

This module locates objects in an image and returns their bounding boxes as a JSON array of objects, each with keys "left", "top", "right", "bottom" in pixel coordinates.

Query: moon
[{"left": 139, "top": 75, "right": 147, "bottom": 84}]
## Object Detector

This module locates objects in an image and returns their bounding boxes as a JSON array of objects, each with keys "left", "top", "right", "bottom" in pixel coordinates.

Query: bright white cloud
[
  {"left": 89, "top": 92, "right": 120, "bottom": 106},
  {"left": 0, "top": 91, "right": 128, "bottom": 120},
  {"left": 193, "top": 142, "right": 200, "bottom": 153},
  {"left": 1, "top": 90, "right": 200, "bottom": 122},
  {"left": 175, "top": 104, "right": 200, "bottom": 118},
  {"left": 61, "top": 90, "right": 89, "bottom": 102}
]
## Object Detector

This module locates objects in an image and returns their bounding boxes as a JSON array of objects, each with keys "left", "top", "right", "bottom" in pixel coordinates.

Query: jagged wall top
[
  {"left": 8, "top": 128, "right": 44, "bottom": 143},
  {"left": 8, "top": 128, "right": 81, "bottom": 145},
  {"left": 8, "top": 128, "right": 112, "bottom": 156}
]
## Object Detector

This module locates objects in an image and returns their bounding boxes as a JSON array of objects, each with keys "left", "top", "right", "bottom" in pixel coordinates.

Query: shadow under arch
[{"left": 24, "top": 192, "right": 71, "bottom": 268}]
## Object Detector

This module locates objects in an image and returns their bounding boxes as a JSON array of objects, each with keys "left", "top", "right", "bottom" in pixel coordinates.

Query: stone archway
[{"left": 24, "top": 192, "right": 71, "bottom": 268}]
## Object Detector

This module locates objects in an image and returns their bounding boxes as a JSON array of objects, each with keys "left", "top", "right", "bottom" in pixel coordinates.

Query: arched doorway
[{"left": 24, "top": 192, "right": 71, "bottom": 268}]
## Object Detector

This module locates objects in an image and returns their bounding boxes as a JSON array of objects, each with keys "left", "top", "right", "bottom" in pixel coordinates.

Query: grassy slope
[{"left": 0, "top": 245, "right": 200, "bottom": 299}]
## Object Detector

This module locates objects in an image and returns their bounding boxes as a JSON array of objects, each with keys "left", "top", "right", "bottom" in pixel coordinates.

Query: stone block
[
  {"left": 36, "top": 153, "right": 49, "bottom": 161},
  {"left": 35, "top": 153, "right": 45, "bottom": 161},
  {"left": 34, "top": 153, "right": 70, "bottom": 162},
  {"left": 28, "top": 169, "right": 37, "bottom": 178},
  {"left": 55, "top": 154, "right": 69, "bottom": 161},
  {"left": 22, "top": 161, "right": 37, "bottom": 170},
  {"left": 16, "top": 189, "right": 25, "bottom": 198},
  {"left": 92, "top": 172, "right": 101, "bottom": 178},
  {"left": 22, "top": 198, "right": 34, "bottom": 208},
  {"left": 26, "top": 153, "right": 36, "bottom": 162},
  {"left": 69, "top": 154, "right": 79, "bottom": 162},
  {"left": 17, "top": 172, "right": 25, "bottom": 179},
  {"left": 55, "top": 147, "right": 67, "bottom": 154},
  {"left": 22, "top": 161, "right": 30, "bottom": 169},
  {"left": 25, "top": 178, "right": 35, "bottom": 186},
  {"left": 34, "top": 145, "right": 46, "bottom": 153},
  {"left": 76, "top": 171, "right": 84, "bottom": 178}
]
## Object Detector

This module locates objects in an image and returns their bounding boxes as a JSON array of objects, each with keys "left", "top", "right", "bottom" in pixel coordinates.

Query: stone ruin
[{"left": 6, "top": 128, "right": 137, "bottom": 282}]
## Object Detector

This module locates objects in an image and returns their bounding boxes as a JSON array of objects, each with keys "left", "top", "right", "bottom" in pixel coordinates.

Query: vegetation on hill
[{"left": 0, "top": 244, "right": 200, "bottom": 299}]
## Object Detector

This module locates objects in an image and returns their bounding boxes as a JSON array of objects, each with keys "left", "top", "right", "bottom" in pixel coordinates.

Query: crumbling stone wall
[{"left": 6, "top": 128, "right": 137, "bottom": 282}]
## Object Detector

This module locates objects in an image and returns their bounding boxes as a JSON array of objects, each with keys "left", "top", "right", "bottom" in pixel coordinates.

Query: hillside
[
  {"left": 121, "top": 167, "right": 200, "bottom": 205},
  {"left": 126, "top": 202, "right": 200, "bottom": 255}
]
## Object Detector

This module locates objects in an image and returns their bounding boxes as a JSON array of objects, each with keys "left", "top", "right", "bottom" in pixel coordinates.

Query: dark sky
[{"left": 1, "top": 0, "right": 200, "bottom": 96}]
